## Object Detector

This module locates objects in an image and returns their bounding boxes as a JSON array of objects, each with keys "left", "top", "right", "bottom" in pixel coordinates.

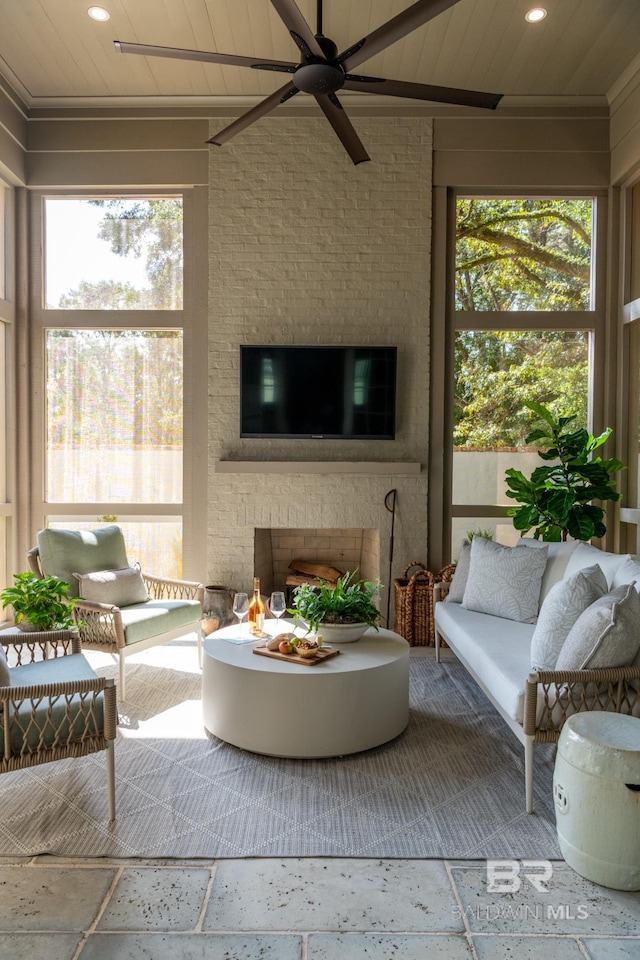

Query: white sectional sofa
[{"left": 434, "top": 539, "right": 640, "bottom": 813}]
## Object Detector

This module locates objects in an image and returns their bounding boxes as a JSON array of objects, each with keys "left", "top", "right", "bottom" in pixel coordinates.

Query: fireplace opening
[{"left": 254, "top": 528, "right": 381, "bottom": 601}]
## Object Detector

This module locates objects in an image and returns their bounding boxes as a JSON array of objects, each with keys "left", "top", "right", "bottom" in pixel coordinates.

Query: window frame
[
  {"left": 428, "top": 187, "right": 609, "bottom": 571},
  {"left": 619, "top": 182, "right": 640, "bottom": 552},
  {"left": 0, "top": 181, "right": 15, "bottom": 600},
  {"left": 28, "top": 188, "right": 207, "bottom": 582}
]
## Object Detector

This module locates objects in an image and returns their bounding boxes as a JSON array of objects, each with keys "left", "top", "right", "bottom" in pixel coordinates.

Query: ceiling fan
[{"left": 115, "top": 0, "right": 502, "bottom": 165}]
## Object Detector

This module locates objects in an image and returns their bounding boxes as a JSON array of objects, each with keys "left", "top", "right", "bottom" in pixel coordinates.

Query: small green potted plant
[
  {"left": 1, "top": 572, "right": 77, "bottom": 631},
  {"left": 290, "top": 570, "right": 382, "bottom": 643}
]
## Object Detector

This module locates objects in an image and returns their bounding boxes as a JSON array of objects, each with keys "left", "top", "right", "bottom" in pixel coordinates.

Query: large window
[
  {"left": 46, "top": 330, "right": 182, "bottom": 504},
  {"left": 455, "top": 198, "right": 593, "bottom": 312},
  {"left": 442, "top": 194, "right": 599, "bottom": 562},
  {"left": 39, "top": 194, "right": 188, "bottom": 578},
  {"left": 44, "top": 198, "right": 183, "bottom": 310}
]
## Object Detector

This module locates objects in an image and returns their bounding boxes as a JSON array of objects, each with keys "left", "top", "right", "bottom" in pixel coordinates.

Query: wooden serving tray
[{"left": 253, "top": 645, "right": 340, "bottom": 666}]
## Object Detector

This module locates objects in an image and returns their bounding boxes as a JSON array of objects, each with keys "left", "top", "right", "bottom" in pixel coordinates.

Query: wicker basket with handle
[{"left": 393, "top": 561, "right": 435, "bottom": 646}]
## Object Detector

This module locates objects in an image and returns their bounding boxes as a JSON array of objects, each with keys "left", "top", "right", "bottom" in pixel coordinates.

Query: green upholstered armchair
[
  {"left": 27, "top": 525, "right": 204, "bottom": 700},
  {"left": 0, "top": 629, "right": 117, "bottom": 820}
]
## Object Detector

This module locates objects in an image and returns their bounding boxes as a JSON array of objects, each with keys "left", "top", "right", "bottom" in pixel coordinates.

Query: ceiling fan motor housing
[{"left": 293, "top": 60, "right": 345, "bottom": 95}]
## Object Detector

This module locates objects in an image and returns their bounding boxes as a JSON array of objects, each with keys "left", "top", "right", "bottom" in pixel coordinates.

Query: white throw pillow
[
  {"left": 445, "top": 539, "right": 471, "bottom": 604},
  {"left": 530, "top": 564, "right": 608, "bottom": 671},
  {"left": 612, "top": 557, "right": 640, "bottom": 590},
  {"left": 74, "top": 566, "right": 149, "bottom": 607},
  {"left": 462, "top": 537, "right": 548, "bottom": 624},
  {"left": 563, "top": 542, "right": 630, "bottom": 588},
  {"left": 518, "top": 539, "right": 580, "bottom": 602},
  {"left": 555, "top": 583, "right": 640, "bottom": 671}
]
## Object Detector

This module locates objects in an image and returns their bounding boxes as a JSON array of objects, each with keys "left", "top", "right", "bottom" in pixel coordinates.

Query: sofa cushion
[
  {"left": 556, "top": 583, "right": 640, "bottom": 671},
  {"left": 530, "top": 564, "right": 608, "bottom": 671},
  {"left": 434, "top": 601, "right": 534, "bottom": 723},
  {"left": 120, "top": 599, "right": 201, "bottom": 646},
  {"left": 518, "top": 539, "right": 580, "bottom": 602},
  {"left": 75, "top": 566, "right": 148, "bottom": 607},
  {"left": 462, "top": 537, "right": 548, "bottom": 624},
  {"left": 445, "top": 539, "right": 471, "bottom": 604},
  {"left": 612, "top": 557, "right": 640, "bottom": 590},
  {"left": 37, "top": 526, "right": 129, "bottom": 599},
  {"left": 563, "top": 542, "right": 630, "bottom": 589},
  {"left": 5, "top": 654, "right": 104, "bottom": 757}
]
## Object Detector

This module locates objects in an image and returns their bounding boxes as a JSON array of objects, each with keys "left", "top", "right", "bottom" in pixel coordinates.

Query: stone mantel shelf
[{"left": 215, "top": 461, "right": 421, "bottom": 475}]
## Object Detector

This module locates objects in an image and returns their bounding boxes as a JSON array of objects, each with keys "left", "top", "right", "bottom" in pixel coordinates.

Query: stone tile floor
[{"left": 0, "top": 855, "right": 637, "bottom": 959}]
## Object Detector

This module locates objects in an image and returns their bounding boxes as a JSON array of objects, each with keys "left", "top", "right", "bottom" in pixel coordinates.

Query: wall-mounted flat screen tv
[{"left": 240, "top": 345, "right": 397, "bottom": 440}]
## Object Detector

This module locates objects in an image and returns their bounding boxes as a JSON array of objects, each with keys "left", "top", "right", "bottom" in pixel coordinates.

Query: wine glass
[
  {"left": 269, "top": 591, "right": 286, "bottom": 620},
  {"left": 232, "top": 592, "right": 249, "bottom": 628}
]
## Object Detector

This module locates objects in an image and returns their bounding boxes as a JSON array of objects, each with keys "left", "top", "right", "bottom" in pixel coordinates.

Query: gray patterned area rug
[{"left": 0, "top": 643, "right": 561, "bottom": 859}]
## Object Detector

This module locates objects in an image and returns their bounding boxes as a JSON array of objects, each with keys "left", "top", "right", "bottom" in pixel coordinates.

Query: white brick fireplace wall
[{"left": 206, "top": 115, "right": 432, "bottom": 626}]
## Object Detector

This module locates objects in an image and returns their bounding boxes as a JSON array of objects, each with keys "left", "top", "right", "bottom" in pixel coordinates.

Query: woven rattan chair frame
[
  {"left": 27, "top": 546, "right": 204, "bottom": 699},
  {"left": 433, "top": 581, "right": 640, "bottom": 813},
  {"left": 0, "top": 631, "right": 117, "bottom": 820}
]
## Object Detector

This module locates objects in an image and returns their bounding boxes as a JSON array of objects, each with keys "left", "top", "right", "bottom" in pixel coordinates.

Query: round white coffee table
[{"left": 202, "top": 621, "right": 409, "bottom": 758}]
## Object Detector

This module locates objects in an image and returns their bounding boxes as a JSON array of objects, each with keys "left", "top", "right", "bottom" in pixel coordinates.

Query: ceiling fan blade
[
  {"left": 314, "top": 95, "right": 370, "bottom": 165},
  {"left": 269, "top": 0, "right": 326, "bottom": 61},
  {"left": 208, "top": 82, "right": 299, "bottom": 146},
  {"left": 343, "top": 76, "right": 502, "bottom": 110},
  {"left": 340, "top": 0, "right": 462, "bottom": 73},
  {"left": 114, "top": 40, "right": 297, "bottom": 73}
]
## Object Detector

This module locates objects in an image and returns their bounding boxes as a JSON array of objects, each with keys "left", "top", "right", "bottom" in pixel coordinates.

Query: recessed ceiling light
[
  {"left": 88, "top": 6, "right": 110, "bottom": 21},
  {"left": 525, "top": 7, "right": 547, "bottom": 22}
]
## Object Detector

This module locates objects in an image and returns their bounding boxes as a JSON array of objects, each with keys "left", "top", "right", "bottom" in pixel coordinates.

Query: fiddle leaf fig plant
[
  {"left": 289, "top": 570, "right": 382, "bottom": 634},
  {"left": 1, "top": 572, "right": 77, "bottom": 631},
  {"left": 505, "top": 401, "right": 625, "bottom": 542}
]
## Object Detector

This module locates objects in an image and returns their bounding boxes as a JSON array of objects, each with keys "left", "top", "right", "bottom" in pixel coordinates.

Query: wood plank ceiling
[{"left": 0, "top": 0, "right": 639, "bottom": 106}]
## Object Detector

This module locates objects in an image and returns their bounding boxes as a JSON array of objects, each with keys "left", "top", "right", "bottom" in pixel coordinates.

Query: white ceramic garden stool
[{"left": 553, "top": 712, "right": 640, "bottom": 890}]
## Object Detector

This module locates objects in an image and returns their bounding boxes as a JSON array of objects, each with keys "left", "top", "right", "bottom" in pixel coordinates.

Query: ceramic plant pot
[{"left": 317, "top": 621, "right": 369, "bottom": 644}]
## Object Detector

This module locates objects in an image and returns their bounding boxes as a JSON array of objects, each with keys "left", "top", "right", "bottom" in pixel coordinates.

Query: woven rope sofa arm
[
  {"left": 0, "top": 630, "right": 80, "bottom": 664},
  {"left": 0, "top": 675, "right": 116, "bottom": 762},
  {"left": 142, "top": 574, "right": 203, "bottom": 601},
  {"left": 142, "top": 574, "right": 204, "bottom": 602},
  {"left": 523, "top": 665, "right": 640, "bottom": 739},
  {"left": 72, "top": 600, "right": 125, "bottom": 649}
]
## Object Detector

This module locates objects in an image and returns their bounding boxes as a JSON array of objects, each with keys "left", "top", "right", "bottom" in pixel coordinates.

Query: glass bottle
[{"left": 248, "top": 577, "right": 265, "bottom": 632}]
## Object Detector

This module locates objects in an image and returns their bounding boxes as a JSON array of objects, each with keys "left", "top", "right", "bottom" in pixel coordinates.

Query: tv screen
[{"left": 240, "top": 345, "right": 397, "bottom": 440}]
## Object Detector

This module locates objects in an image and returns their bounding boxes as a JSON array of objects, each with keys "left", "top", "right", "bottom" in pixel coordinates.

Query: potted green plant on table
[
  {"left": 1, "top": 572, "right": 77, "bottom": 631},
  {"left": 290, "top": 570, "right": 382, "bottom": 643},
  {"left": 505, "top": 401, "right": 625, "bottom": 541}
]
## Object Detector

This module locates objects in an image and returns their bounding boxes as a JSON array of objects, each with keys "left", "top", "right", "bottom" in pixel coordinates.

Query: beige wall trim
[
  {"left": 26, "top": 151, "right": 208, "bottom": 188},
  {"left": 0, "top": 85, "right": 27, "bottom": 186}
]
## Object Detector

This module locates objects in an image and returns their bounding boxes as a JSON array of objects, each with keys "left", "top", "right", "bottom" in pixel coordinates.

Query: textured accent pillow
[
  {"left": 556, "top": 583, "right": 640, "bottom": 670},
  {"left": 530, "top": 564, "right": 608, "bottom": 671},
  {"left": 462, "top": 537, "right": 548, "bottom": 624},
  {"left": 563, "top": 542, "right": 631, "bottom": 589},
  {"left": 445, "top": 539, "right": 471, "bottom": 604},
  {"left": 0, "top": 644, "right": 10, "bottom": 686},
  {"left": 74, "top": 567, "right": 148, "bottom": 607}
]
